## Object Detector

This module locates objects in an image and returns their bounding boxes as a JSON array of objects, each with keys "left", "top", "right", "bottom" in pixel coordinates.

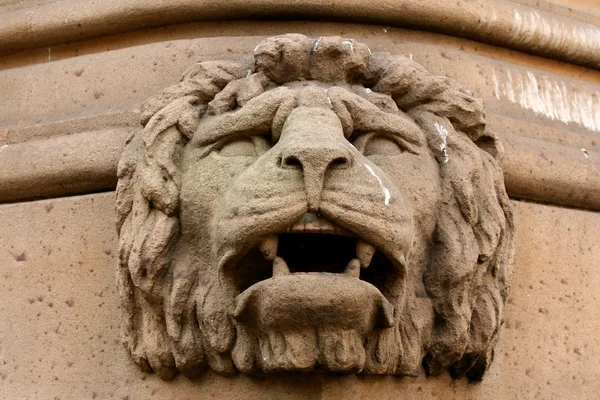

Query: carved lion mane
[{"left": 116, "top": 34, "right": 513, "bottom": 381}]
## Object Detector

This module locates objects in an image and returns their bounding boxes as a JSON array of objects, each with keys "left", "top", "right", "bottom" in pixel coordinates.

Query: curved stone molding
[
  {"left": 499, "top": 132, "right": 600, "bottom": 208},
  {"left": 0, "top": 129, "right": 131, "bottom": 202},
  {"left": 2, "top": 125, "right": 599, "bottom": 210},
  {"left": 0, "top": 0, "right": 599, "bottom": 70},
  {"left": 115, "top": 34, "right": 514, "bottom": 380}
]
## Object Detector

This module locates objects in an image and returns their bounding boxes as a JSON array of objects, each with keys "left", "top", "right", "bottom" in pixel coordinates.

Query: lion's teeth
[
  {"left": 273, "top": 256, "right": 290, "bottom": 277},
  {"left": 258, "top": 235, "right": 278, "bottom": 261},
  {"left": 287, "top": 213, "right": 354, "bottom": 236},
  {"left": 356, "top": 240, "right": 375, "bottom": 268},
  {"left": 344, "top": 258, "right": 361, "bottom": 278}
]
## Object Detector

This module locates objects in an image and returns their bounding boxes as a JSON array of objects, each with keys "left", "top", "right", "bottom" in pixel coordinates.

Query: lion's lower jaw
[
  {"left": 228, "top": 273, "right": 411, "bottom": 374},
  {"left": 232, "top": 324, "right": 405, "bottom": 374}
]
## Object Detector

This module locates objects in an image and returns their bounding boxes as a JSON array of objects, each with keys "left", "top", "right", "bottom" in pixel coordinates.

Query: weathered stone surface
[
  {"left": 115, "top": 34, "right": 514, "bottom": 380},
  {"left": 3, "top": 27, "right": 599, "bottom": 210},
  {"left": 0, "top": 1, "right": 597, "bottom": 397},
  {"left": 0, "top": 193, "right": 598, "bottom": 398},
  {"left": 1, "top": 0, "right": 600, "bottom": 70},
  {"left": 499, "top": 132, "right": 600, "bottom": 209},
  {"left": 0, "top": 129, "right": 132, "bottom": 202}
]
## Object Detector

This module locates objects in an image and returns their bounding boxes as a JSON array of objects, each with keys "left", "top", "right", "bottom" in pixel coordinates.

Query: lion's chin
[{"left": 231, "top": 273, "right": 395, "bottom": 373}]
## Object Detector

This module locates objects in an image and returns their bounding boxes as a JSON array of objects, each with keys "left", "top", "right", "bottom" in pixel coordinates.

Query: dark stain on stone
[
  {"left": 515, "top": 320, "right": 523, "bottom": 329},
  {"left": 440, "top": 51, "right": 454, "bottom": 60}
]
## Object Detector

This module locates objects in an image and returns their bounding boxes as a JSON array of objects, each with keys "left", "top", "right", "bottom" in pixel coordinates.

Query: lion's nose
[
  {"left": 280, "top": 140, "right": 352, "bottom": 213},
  {"left": 278, "top": 106, "right": 354, "bottom": 212},
  {"left": 282, "top": 146, "right": 351, "bottom": 170}
]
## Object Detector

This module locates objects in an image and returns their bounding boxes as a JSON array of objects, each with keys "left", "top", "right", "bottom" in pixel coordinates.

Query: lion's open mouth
[
  {"left": 229, "top": 212, "right": 399, "bottom": 373},
  {"left": 230, "top": 212, "right": 398, "bottom": 297}
]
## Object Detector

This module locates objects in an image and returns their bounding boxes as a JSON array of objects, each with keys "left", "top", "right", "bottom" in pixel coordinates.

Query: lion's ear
[{"left": 418, "top": 114, "right": 514, "bottom": 379}]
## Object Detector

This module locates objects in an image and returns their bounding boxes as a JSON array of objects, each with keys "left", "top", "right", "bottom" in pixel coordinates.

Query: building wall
[
  {"left": 1, "top": 194, "right": 599, "bottom": 399},
  {"left": 1, "top": 1, "right": 599, "bottom": 398}
]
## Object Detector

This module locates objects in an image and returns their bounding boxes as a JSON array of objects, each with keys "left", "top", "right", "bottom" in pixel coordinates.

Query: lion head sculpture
[{"left": 116, "top": 34, "right": 514, "bottom": 381}]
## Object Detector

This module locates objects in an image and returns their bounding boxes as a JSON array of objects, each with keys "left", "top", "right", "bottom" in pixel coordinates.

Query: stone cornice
[
  {"left": 1, "top": 0, "right": 600, "bottom": 69},
  {"left": 1, "top": 123, "right": 599, "bottom": 210}
]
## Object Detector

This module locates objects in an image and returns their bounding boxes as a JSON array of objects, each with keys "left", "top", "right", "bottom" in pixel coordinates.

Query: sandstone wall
[
  {"left": 1, "top": 194, "right": 599, "bottom": 399},
  {"left": 1, "top": 1, "right": 599, "bottom": 398}
]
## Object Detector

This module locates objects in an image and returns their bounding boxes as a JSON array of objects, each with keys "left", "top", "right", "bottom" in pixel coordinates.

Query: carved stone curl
[{"left": 116, "top": 34, "right": 514, "bottom": 380}]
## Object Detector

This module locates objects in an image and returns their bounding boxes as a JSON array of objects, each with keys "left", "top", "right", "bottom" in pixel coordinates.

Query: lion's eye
[
  {"left": 362, "top": 135, "right": 404, "bottom": 156},
  {"left": 217, "top": 136, "right": 271, "bottom": 157}
]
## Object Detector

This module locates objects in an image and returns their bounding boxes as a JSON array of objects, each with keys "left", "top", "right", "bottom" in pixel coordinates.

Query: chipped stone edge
[{"left": 0, "top": 0, "right": 599, "bottom": 70}]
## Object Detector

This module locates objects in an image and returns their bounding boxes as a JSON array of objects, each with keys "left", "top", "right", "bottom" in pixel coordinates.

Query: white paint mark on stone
[
  {"left": 492, "top": 68, "right": 600, "bottom": 132},
  {"left": 342, "top": 39, "right": 354, "bottom": 52},
  {"left": 364, "top": 163, "right": 391, "bottom": 206},
  {"left": 505, "top": 70, "right": 516, "bottom": 103},
  {"left": 510, "top": 8, "right": 600, "bottom": 67},
  {"left": 581, "top": 148, "right": 589, "bottom": 159},
  {"left": 491, "top": 72, "right": 500, "bottom": 99},
  {"left": 513, "top": 10, "right": 522, "bottom": 34},
  {"left": 383, "top": 27, "right": 389, "bottom": 33},
  {"left": 325, "top": 89, "right": 333, "bottom": 109},
  {"left": 434, "top": 122, "right": 449, "bottom": 164},
  {"left": 479, "top": 9, "right": 498, "bottom": 28},
  {"left": 0, "top": 144, "right": 8, "bottom": 153},
  {"left": 364, "top": 88, "right": 372, "bottom": 93},
  {"left": 253, "top": 44, "right": 261, "bottom": 53},
  {"left": 409, "top": 53, "right": 414, "bottom": 60},
  {"left": 313, "top": 37, "right": 322, "bottom": 52}
]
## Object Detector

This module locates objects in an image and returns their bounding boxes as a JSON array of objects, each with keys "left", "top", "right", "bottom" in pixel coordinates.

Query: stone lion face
[
  {"left": 179, "top": 83, "right": 440, "bottom": 373},
  {"left": 116, "top": 34, "right": 513, "bottom": 381}
]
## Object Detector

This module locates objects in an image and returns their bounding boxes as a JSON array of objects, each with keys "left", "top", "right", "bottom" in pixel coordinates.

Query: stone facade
[{"left": 1, "top": 1, "right": 599, "bottom": 399}]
